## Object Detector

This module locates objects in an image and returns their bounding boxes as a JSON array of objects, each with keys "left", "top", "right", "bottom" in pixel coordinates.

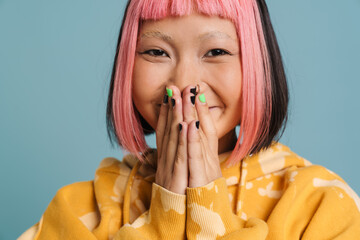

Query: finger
[
  {"left": 195, "top": 93, "right": 218, "bottom": 150},
  {"left": 182, "top": 91, "right": 197, "bottom": 124},
  {"left": 161, "top": 86, "right": 177, "bottom": 161},
  {"left": 171, "top": 122, "right": 188, "bottom": 194},
  {"left": 165, "top": 91, "right": 183, "bottom": 173},
  {"left": 187, "top": 120, "right": 206, "bottom": 188},
  {"left": 156, "top": 92, "right": 169, "bottom": 157},
  {"left": 162, "top": 86, "right": 181, "bottom": 146},
  {"left": 159, "top": 87, "right": 175, "bottom": 178},
  {"left": 181, "top": 85, "right": 198, "bottom": 97}
]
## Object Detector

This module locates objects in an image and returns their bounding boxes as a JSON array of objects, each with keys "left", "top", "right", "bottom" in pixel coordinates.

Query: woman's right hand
[{"left": 155, "top": 86, "right": 188, "bottom": 195}]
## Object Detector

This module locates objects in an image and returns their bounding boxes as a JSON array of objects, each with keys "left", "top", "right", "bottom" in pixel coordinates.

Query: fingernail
[
  {"left": 190, "top": 87, "right": 196, "bottom": 95},
  {"left": 166, "top": 88, "right": 173, "bottom": 97},
  {"left": 195, "top": 121, "right": 200, "bottom": 129},
  {"left": 190, "top": 95, "right": 195, "bottom": 105},
  {"left": 199, "top": 94, "right": 206, "bottom": 103},
  {"left": 179, "top": 123, "right": 182, "bottom": 132},
  {"left": 163, "top": 94, "right": 168, "bottom": 104},
  {"left": 171, "top": 98, "right": 175, "bottom": 108},
  {"left": 196, "top": 84, "right": 200, "bottom": 95}
]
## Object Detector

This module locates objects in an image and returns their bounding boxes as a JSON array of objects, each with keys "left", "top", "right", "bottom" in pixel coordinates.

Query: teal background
[{"left": 1, "top": 1, "right": 359, "bottom": 239}]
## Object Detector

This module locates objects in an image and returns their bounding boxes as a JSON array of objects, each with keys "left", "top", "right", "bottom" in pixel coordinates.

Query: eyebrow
[
  {"left": 139, "top": 30, "right": 236, "bottom": 42},
  {"left": 140, "top": 31, "right": 173, "bottom": 42},
  {"left": 198, "top": 31, "right": 236, "bottom": 42}
]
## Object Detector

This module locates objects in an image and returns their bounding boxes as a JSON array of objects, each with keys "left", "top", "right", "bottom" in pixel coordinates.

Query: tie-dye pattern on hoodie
[{"left": 18, "top": 142, "right": 360, "bottom": 240}]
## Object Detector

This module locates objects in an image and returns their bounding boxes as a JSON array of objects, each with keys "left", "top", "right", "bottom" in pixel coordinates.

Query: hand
[
  {"left": 182, "top": 86, "right": 223, "bottom": 188},
  {"left": 155, "top": 86, "right": 188, "bottom": 195}
]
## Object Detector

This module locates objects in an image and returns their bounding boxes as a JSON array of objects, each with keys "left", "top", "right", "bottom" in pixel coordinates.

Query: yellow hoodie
[{"left": 18, "top": 142, "right": 360, "bottom": 239}]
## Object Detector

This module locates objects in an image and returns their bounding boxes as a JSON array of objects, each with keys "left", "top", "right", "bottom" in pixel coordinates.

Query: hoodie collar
[{"left": 119, "top": 142, "right": 311, "bottom": 187}]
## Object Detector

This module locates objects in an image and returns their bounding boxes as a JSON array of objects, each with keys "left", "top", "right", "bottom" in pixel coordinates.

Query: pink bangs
[
  {"left": 139, "top": 0, "right": 239, "bottom": 20},
  {"left": 113, "top": 0, "right": 272, "bottom": 164}
]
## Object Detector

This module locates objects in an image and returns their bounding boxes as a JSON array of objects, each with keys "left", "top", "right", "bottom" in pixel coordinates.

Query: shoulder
[
  {"left": 18, "top": 154, "right": 145, "bottom": 240},
  {"left": 268, "top": 143, "right": 360, "bottom": 209},
  {"left": 253, "top": 143, "right": 360, "bottom": 212},
  {"left": 262, "top": 144, "right": 360, "bottom": 238},
  {"left": 229, "top": 143, "right": 360, "bottom": 238},
  {"left": 96, "top": 155, "right": 139, "bottom": 176},
  {"left": 244, "top": 142, "right": 311, "bottom": 180},
  {"left": 51, "top": 155, "right": 140, "bottom": 201},
  {"left": 284, "top": 164, "right": 360, "bottom": 211},
  {"left": 95, "top": 153, "right": 155, "bottom": 182},
  {"left": 58, "top": 153, "right": 153, "bottom": 205},
  {"left": 53, "top": 180, "right": 95, "bottom": 203}
]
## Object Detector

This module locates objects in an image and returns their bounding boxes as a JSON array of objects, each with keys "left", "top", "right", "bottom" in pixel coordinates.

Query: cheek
[
  {"left": 205, "top": 63, "right": 242, "bottom": 103},
  {"left": 133, "top": 58, "right": 162, "bottom": 95},
  {"left": 132, "top": 58, "right": 168, "bottom": 128}
]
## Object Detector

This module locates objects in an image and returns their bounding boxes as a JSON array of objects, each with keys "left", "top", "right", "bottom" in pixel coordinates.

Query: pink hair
[{"left": 112, "top": 0, "right": 272, "bottom": 165}]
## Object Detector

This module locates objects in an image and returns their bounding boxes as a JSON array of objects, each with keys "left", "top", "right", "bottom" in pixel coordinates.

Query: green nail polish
[
  {"left": 166, "top": 88, "right": 173, "bottom": 97},
  {"left": 199, "top": 94, "right": 206, "bottom": 103}
]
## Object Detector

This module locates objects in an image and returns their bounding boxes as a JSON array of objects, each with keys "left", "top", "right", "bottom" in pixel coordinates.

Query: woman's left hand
[{"left": 181, "top": 86, "right": 223, "bottom": 188}]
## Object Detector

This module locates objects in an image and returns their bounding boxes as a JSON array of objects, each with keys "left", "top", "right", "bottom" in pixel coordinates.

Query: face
[{"left": 132, "top": 13, "right": 242, "bottom": 151}]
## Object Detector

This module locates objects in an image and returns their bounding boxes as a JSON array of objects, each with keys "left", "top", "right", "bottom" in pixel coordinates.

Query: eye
[
  {"left": 142, "top": 49, "right": 169, "bottom": 57},
  {"left": 205, "top": 49, "right": 230, "bottom": 57}
]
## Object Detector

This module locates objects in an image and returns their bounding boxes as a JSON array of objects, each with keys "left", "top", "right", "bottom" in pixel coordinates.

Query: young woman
[{"left": 19, "top": 0, "right": 360, "bottom": 239}]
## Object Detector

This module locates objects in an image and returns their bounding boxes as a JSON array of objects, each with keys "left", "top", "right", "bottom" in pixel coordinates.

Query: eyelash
[
  {"left": 142, "top": 49, "right": 169, "bottom": 57},
  {"left": 205, "top": 49, "right": 231, "bottom": 57},
  {"left": 140, "top": 49, "right": 231, "bottom": 58}
]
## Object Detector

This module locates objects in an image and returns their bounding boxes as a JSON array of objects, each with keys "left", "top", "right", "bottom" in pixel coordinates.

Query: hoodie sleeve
[
  {"left": 113, "top": 182, "right": 186, "bottom": 240},
  {"left": 186, "top": 177, "right": 268, "bottom": 240}
]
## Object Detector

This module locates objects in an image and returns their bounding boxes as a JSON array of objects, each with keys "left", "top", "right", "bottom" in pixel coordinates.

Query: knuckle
[
  {"left": 175, "top": 152, "right": 185, "bottom": 164},
  {"left": 188, "top": 155, "right": 200, "bottom": 164},
  {"left": 188, "top": 135, "right": 200, "bottom": 143},
  {"left": 172, "top": 110, "right": 182, "bottom": 121},
  {"left": 170, "top": 122, "right": 180, "bottom": 133},
  {"left": 177, "top": 137, "right": 186, "bottom": 148},
  {"left": 188, "top": 151, "right": 203, "bottom": 161},
  {"left": 167, "top": 137, "right": 177, "bottom": 147}
]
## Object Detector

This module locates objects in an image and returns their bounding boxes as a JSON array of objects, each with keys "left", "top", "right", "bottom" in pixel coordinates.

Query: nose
[{"left": 170, "top": 58, "right": 200, "bottom": 93}]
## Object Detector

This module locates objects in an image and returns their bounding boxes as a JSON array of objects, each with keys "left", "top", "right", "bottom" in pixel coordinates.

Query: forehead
[{"left": 138, "top": 13, "right": 238, "bottom": 43}]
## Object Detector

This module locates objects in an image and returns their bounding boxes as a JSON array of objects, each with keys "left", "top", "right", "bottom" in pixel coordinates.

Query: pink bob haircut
[{"left": 106, "top": 0, "right": 289, "bottom": 166}]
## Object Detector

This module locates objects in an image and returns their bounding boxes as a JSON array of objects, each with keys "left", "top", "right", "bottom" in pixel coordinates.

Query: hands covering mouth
[{"left": 155, "top": 85, "right": 222, "bottom": 195}]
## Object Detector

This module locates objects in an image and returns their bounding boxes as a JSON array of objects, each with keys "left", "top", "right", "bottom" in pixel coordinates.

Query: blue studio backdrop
[{"left": 0, "top": 1, "right": 359, "bottom": 239}]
